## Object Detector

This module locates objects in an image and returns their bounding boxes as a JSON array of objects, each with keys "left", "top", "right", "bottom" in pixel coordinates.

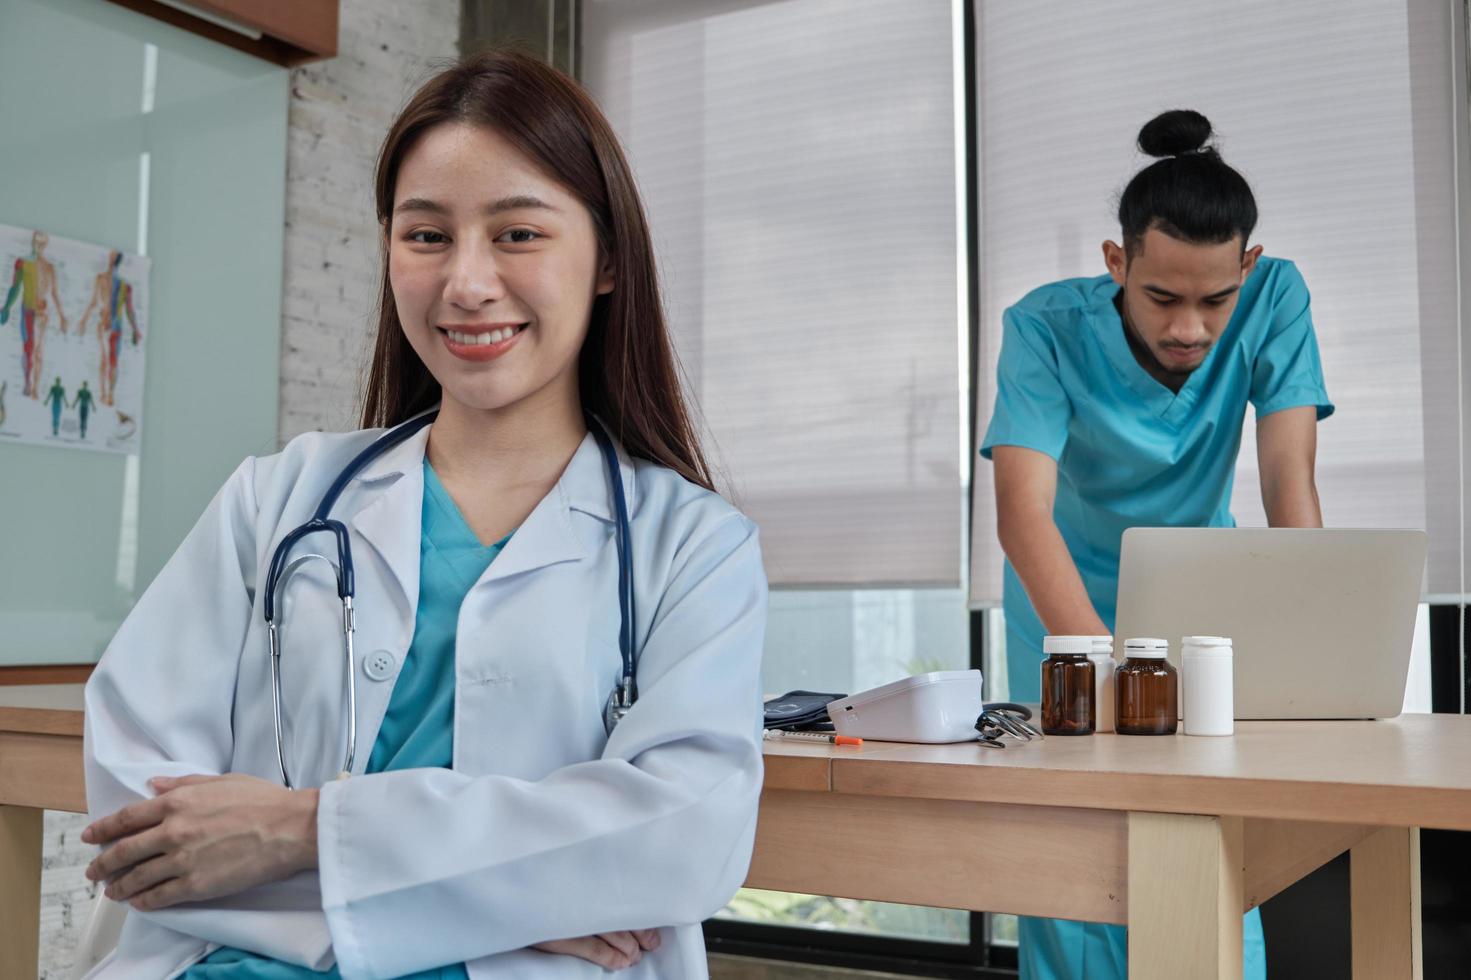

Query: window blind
[
  {"left": 583, "top": 0, "right": 966, "bottom": 587},
  {"left": 969, "top": 0, "right": 1465, "bottom": 604}
]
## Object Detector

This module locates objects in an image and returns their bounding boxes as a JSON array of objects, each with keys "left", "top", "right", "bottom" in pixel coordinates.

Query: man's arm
[
  {"left": 993, "top": 445, "right": 1110, "bottom": 636},
  {"left": 1257, "top": 405, "right": 1323, "bottom": 527}
]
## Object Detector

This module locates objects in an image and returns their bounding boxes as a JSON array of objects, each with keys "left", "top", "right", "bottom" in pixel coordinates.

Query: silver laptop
[{"left": 1114, "top": 528, "right": 1427, "bottom": 720}]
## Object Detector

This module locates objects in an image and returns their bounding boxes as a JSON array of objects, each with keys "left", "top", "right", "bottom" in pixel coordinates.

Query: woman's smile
[{"left": 437, "top": 322, "right": 529, "bottom": 362}]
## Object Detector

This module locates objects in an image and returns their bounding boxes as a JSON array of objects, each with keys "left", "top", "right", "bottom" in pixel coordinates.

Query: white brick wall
[
  {"left": 278, "top": 0, "right": 460, "bottom": 441},
  {"left": 38, "top": 812, "right": 96, "bottom": 980},
  {"left": 38, "top": 3, "right": 458, "bottom": 975}
]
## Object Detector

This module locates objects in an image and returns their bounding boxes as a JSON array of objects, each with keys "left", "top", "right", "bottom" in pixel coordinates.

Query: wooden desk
[
  {"left": 6, "top": 687, "right": 1469, "bottom": 979},
  {"left": 756, "top": 716, "right": 1471, "bottom": 979}
]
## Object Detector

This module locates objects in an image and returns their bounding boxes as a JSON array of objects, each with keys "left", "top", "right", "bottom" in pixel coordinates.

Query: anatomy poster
[{"left": 0, "top": 223, "right": 148, "bottom": 454}]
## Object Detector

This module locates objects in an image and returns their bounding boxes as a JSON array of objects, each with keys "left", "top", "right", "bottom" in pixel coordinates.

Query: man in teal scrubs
[{"left": 981, "top": 110, "right": 1332, "bottom": 980}]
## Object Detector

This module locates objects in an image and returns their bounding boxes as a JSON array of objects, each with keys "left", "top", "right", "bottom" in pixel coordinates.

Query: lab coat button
[{"left": 364, "top": 649, "right": 398, "bottom": 681}]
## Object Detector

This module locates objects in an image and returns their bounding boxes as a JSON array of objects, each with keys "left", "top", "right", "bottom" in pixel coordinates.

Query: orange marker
[{"left": 762, "top": 730, "right": 863, "bottom": 746}]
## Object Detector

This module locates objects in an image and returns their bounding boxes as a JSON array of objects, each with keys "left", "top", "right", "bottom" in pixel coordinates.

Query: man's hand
[
  {"left": 534, "top": 929, "right": 662, "bottom": 969},
  {"left": 82, "top": 774, "right": 318, "bottom": 911}
]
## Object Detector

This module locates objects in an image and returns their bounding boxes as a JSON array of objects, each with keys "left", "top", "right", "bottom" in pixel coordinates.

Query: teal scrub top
[
  {"left": 981, "top": 256, "right": 1333, "bottom": 702},
  {"left": 185, "top": 462, "right": 510, "bottom": 979}
]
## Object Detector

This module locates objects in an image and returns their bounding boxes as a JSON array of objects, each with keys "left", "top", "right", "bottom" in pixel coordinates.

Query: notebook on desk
[{"left": 1113, "top": 527, "right": 1427, "bottom": 720}]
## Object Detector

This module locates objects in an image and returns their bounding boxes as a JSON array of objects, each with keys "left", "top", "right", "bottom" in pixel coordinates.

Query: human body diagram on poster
[{"left": 0, "top": 223, "right": 149, "bottom": 454}]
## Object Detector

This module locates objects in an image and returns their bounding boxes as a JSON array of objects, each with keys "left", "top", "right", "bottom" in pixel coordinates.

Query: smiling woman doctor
[{"left": 77, "top": 50, "right": 768, "bottom": 979}]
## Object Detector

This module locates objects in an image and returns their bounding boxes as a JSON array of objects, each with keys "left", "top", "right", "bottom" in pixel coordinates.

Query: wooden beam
[
  {"left": 1128, "top": 812, "right": 1244, "bottom": 980},
  {"left": 0, "top": 806, "right": 43, "bottom": 980},
  {"left": 1351, "top": 827, "right": 1423, "bottom": 979},
  {"left": 747, "top": 790, "right": 1128, "bottom": 924},
  {"left": 0, "top": 664, "right": 94, "bottom": 686},
  {"left": 0, "top": 732, "right": 88, "bottom": 813},
  {"left": 104, "top": 0, "right": 338, "bottom": 67},
  {"left": 1243, "top": 818, "right": 1375, "bottom": 910},
  {"left": 760, "top": 752, "right": 831, "bottom": 793}
]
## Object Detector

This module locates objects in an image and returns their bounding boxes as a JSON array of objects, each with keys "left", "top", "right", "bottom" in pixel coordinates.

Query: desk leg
[
  {"left": 1350, "top": 827, "right": 1422, "bottom": 980},
  {"left": 1128, "top": 811, "right": 1243, "bottom": 980},
  {"left": 1, "top": 805, "right": 43, "bottom": 980}
]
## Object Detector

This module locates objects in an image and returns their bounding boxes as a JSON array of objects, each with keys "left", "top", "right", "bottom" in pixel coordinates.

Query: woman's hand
[
  {"left": 533, "top": 929, "right": 661, "bottom": 969},
  {"left": 82, "top": 773, "right": 318, "bottom": 911}
]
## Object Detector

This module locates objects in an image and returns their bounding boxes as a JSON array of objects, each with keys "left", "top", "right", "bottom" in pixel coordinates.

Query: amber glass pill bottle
[
  {"left": 1041, "top": 635, "right": 1095, "bottom": 735},
  {"left": 1115, "top": 637, "right": 1178, "bottom": 735}
]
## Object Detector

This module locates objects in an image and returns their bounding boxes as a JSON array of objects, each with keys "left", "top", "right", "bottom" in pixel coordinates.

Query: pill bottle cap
[
  {"left": 1183, "top": 636, "right": 1233, "bottom": 659},
  {"left": 1043, "top": 635, "right": 1093, "bottom": 655},
  {"left": 1123, "top": 637, "right": 1168, "bottom": 659}
]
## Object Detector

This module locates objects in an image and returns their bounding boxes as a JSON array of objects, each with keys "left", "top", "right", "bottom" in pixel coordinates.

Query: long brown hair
[{"left": 359, "top": 49, "right": 713, "bottom": 492}]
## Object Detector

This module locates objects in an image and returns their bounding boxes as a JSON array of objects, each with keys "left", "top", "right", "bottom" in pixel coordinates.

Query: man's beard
[{"left": 1118, "top": 295, "right": 1208, "bottom": 377}]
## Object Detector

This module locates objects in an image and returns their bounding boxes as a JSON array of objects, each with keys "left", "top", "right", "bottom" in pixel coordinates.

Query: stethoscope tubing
[{"left": 262, "top": 409, "right": 635, "bottom": 788}]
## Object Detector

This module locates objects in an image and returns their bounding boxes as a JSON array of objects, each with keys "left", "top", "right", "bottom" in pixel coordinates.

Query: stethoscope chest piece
[{"left": 603, "top": 675, "right": 636, "bottom": 735}]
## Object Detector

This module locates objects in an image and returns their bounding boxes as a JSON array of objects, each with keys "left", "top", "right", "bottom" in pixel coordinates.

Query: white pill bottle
[
  {"left": 1181, "top": 635, "right": 1234, "bottom": 736},
  {"left": 1086, "top": 636, "right": 1116, "bottom": 733}
]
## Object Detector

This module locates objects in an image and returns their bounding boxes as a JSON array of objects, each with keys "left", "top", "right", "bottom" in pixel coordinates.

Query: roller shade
[
  {"left": 969, "top": 0, "right": 1466, "bottom": 605},
  {"left": 583, "top": 0, "right": 966, "bottom": 587}
]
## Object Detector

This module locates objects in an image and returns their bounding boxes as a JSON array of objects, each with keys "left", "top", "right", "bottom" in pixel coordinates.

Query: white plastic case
[{"left": 825, "top": 669, "right": 984, "bottom": 743}]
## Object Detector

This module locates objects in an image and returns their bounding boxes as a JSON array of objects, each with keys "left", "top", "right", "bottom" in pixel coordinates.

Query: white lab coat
[{"left": 82, "top": 422, "right": 768, "bottom": 979}]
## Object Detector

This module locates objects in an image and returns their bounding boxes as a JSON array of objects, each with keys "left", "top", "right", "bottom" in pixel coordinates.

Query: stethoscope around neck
[{"left": 262, "top": 408, "right": 637, "bottom": 789}]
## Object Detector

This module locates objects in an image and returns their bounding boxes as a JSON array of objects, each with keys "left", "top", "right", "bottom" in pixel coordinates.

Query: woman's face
[{"left": 388, "top": 122, "right": 613, "bottom": 417}]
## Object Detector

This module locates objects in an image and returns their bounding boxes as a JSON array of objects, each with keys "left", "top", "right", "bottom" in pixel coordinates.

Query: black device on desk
[{"left": 763, "top": 690, "right": 843, "bottom": 731}]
